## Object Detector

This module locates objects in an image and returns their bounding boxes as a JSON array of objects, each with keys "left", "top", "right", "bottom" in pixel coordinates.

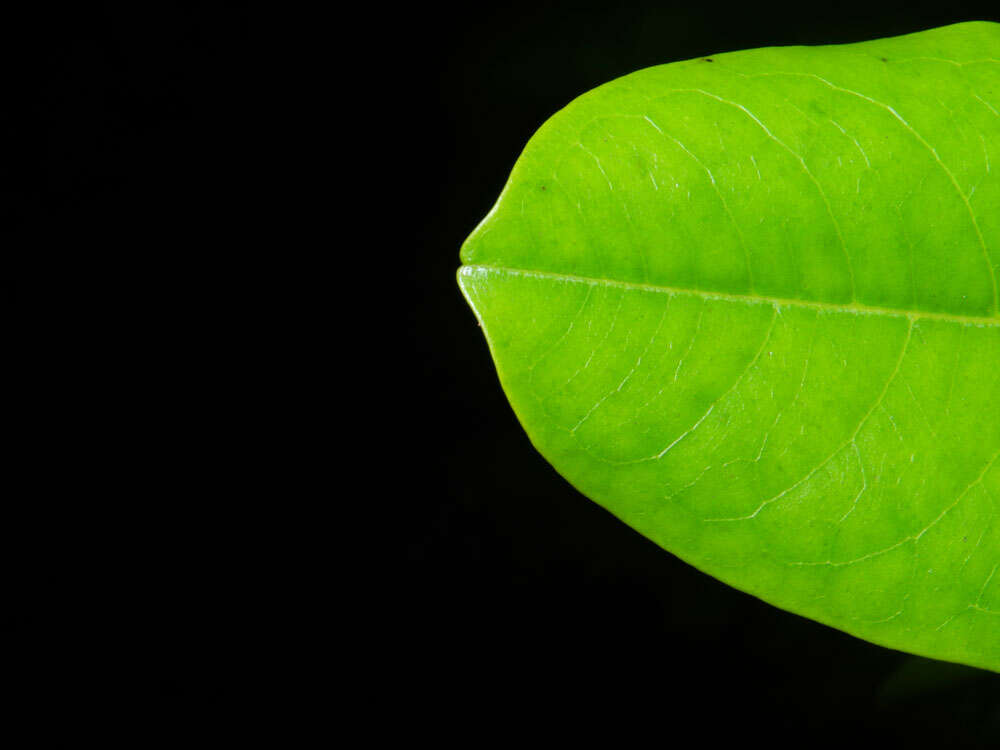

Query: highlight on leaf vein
[{"left": 457, "top": 22, "right": 1000, "bottom": 672}]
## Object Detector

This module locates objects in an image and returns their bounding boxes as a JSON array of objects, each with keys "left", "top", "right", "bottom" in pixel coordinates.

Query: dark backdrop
[
  {"left": 21, "top": 0, "right": 1000, "bottom": 744},
  {"left": 400, "top": 1, "right": 1000, "bottom": 745},
  {"left": 22, "top": 4, "right": 261, "bottom": 739}
]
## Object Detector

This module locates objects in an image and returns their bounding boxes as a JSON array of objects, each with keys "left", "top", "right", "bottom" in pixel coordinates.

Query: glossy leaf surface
[{"left": 458, "top": 22, "right": 1000, "bottom": 670}]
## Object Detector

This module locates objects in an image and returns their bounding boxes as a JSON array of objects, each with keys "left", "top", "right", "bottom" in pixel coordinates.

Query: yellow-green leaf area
[{"left": 458, "top": 22, "right": 1000, "bottom": 671}]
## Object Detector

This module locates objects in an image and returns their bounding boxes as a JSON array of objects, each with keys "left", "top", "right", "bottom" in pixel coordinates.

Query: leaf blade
[{"left": 459, "top": 22, "right": 1000, "bottom": 671}]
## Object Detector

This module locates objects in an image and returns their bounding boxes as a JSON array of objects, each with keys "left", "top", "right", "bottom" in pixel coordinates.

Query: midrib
[{"left": 462, "top": 264, "right": 1000, "bottom": 328}]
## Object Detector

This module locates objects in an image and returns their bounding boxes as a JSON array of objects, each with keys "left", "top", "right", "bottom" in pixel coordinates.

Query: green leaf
[{"left": 458, "top": 21, "right": 1000, "bottom": 671}]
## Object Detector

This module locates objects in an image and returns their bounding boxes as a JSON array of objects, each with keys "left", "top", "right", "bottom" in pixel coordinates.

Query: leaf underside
[{"left": 458, "top": 22, "right": 1000, "bottom": 671}]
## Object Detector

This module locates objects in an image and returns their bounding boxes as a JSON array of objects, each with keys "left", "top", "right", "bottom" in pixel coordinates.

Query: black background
[{"left": 23, "top": 0, "right": 1000, "bottom": 744}]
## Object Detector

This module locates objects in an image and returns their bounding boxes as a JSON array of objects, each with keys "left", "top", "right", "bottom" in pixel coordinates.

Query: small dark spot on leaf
[
  {"left": 880, "top": 57, "right": 888, "bottom": 62},
  {"left": 541, "top": 185, "right": 546, "bottom": 191},
  {"left": 704, "top": 58, "right": 713, "bottom": 62}
]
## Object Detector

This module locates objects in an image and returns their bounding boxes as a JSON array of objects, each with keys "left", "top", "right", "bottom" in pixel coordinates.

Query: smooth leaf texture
[{"left": 458, "top": 22, "right": 1000, "bottom": 671}]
